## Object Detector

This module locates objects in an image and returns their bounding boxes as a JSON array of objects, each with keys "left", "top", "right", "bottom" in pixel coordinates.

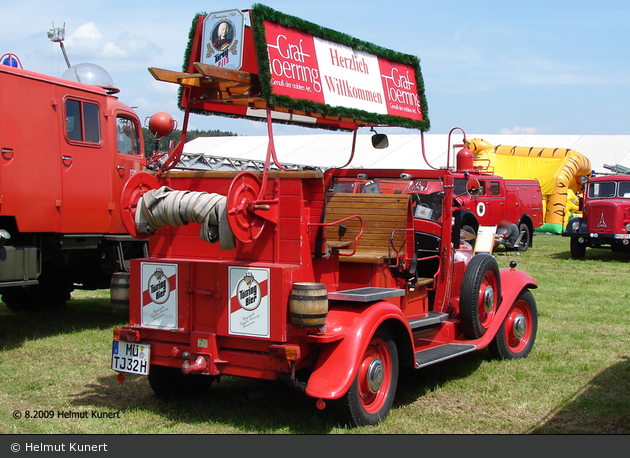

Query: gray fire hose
[{"left": 135, "top": 186, "right": 236, "bottom": 250}]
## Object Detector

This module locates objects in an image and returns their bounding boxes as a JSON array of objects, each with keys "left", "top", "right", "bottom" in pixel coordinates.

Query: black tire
[
  {"left": 460, "top": 254, "right": 501, "bottom": 339},
  {"left": 148, "top": 365, "right": 215, "bottom": 400},
  {"left": 1, "top": 276, "right": 73, "bottom": 312},
  {"left": 342, "top": 328, "right": 399, "bottom": 426},
  {"left": 488, "top": 290, "right": 537, "bottom": 360},
  {"left": 570, "top": 237, "right": 586, "bottom": 259},
  {"left": 518, "top": 222, "right": 530, "bottom": 252}
]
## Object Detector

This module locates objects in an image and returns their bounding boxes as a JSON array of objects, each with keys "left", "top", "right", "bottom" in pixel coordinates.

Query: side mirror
[
  {"left": 371, "top": 133, "right": 389, "bottom": 149},
  {"left": 467, "top": 178, "right": 482, "bottom": 196}
]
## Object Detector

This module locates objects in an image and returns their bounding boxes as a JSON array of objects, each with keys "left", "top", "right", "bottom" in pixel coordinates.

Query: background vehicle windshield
[
  {"left": 588, "top": 181, "right": 616, "bottom": 199},
  {"left": 618, "top": 181, "right": 630, "bottom": 198}
]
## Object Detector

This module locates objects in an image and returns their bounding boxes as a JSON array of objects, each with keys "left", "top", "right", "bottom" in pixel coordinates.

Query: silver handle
[
  {"left": 117, "top": 165, "right": 126, "bottom": 171},
  {"left": 62, "top": 155, "right": 72, "bottom": 161}
]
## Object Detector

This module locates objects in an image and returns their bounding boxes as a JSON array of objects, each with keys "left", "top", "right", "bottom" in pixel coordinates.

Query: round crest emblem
[
  {"left": 476, "top": 202, "right": 486, "bottom": 217},
  {"left": 148, "top": 268, "right": 170, "bottom": 304},
  {"left": 237, "top": 273, "right": 261, "bottom": 311}
]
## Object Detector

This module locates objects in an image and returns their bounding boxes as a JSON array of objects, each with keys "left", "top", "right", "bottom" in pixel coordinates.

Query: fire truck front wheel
[
  {"left": 342, "top": 328, "right": 399, "bottom": 427},
  {"left": 148, "top": 365, "right": 215, "bottom": 400},
  {"left": 459, "top": 254, "right": 501, "bottom": 339},
  {"left": 489, "top": 290, "right": 538, "bottom": 360},
  {"left": 570, "top": 237, "right": 587, "bottom": 259}
]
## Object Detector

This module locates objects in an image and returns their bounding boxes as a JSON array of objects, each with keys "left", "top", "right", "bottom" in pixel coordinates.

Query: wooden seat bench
[{"left": 323, "top": 193, "right": 413, "bottom": 263}]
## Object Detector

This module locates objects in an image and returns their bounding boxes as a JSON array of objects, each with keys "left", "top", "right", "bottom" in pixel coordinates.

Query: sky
[{"left": 2, "top": 0, "right": 630, "bottom": 137}]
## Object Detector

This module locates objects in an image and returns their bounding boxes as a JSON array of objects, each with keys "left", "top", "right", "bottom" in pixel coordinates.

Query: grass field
[{"left": 1, "top": 234, "right": 629, "bottom": 434}]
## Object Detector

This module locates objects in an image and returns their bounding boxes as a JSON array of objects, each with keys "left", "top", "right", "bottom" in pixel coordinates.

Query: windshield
[
  {"left": 588, "top": 181, "right": 616, "bottom": 199},
  {"left": 618, "top": 181, "right": 630, "bottom": 198}
]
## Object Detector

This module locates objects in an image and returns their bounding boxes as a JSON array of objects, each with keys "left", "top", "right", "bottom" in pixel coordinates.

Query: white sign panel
[
  {"left": 141, "top": 262, "right": 178, "bottom": 330},
  {"left": 313, "top": 37, "right": 387, "bottom": 115},
  {"left": 201, "top": 9, "right": 245, "bottom": 70},
  {"left": 229, "top": 266, "right": 270, "bottom": 338}
]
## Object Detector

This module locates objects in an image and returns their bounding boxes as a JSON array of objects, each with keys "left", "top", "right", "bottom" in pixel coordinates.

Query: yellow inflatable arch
[{"left": 465, "top": 139, "right": 592, "bottom": 234}]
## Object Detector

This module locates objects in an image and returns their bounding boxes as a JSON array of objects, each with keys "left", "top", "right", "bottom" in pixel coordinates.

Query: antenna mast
[{"left": 47, "top": 22, "right": 71, "bottom": 68}]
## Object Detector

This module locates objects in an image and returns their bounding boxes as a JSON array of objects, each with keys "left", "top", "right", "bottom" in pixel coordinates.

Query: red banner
[{"left": 263, "top": 20, "right": 423, "bottom": 123}]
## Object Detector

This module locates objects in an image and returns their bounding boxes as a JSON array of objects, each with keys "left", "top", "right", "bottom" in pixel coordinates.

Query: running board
[
  {"left": 415, "top": 344, "right": 477, "bottom": 369},
  {"left": 408, "top": 312, "right": 449, "bottom": 330}
]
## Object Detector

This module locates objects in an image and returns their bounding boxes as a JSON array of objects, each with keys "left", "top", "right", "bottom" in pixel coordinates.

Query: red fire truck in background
[
  {"left": 449, "top": 144, "right": 543, "bottom": 250},
  {"left": 563, "top": 166, "right": 630, "bottom": 259},
  {"left": 0, "top": 61, "right": 147, "bottom": 311},
  {"left": 111, "top": 6, "right": 539, "bottom": 427}
]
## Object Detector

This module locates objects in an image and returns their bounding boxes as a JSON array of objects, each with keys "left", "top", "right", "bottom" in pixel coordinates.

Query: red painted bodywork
[
  {"left": 116, "top": 166, "right": 538, "bottom": 401},
  {"left": 563, "top": 174, "right": 630, "bottom": 253},
  {"left": 0, "top": 63, "right": 146, "bottom": 291},
  {"left": 453, "top": 172, "right": 543, "bottom": 242},
  {"left": 0, "top": 64, "right": 145, "bottom": 234}
]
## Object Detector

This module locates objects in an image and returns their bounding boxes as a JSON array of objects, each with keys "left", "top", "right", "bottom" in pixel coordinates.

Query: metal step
[
  {"left": 328, "top": 287, "right": 405, "bottom": 302},
  {"left": 408, "top": 312, "right": 449, "bottom": 330},
  {"left": 414, "top": 343, "right": 477, "bottom": 369}
]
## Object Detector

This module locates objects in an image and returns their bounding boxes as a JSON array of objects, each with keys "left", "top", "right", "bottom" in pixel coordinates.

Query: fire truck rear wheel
[
  {"left": 570, "top": 237, "right": 586, "bottom": 259},
  {"left": 148, "top": 365, "right": 214, "bottom": 400},
  {"left": 1, "top": 277, "right": 73, "bottom": 312},
  {"left": 488, "top": 290, "right": 537, "bottom": 360},
  {"left": 343, "top": 328, "right": 398, "bottom": 426},
  {"left": 518, "top": 223, "right": 530, "bottom": 251},
  {"left": 459, "top": 254, "right": 501, "bottom": 339}
]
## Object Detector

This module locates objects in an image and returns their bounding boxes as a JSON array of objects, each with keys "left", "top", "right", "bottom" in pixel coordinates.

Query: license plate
[
  {"left": 111, "top": 341, "right": 150, "bottom": 375},
  {"left": 614, "top": 234, "right": 630, "bottom": 239}
]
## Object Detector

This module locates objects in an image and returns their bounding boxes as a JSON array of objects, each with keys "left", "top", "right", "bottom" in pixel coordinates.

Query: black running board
[
  {"left": 408, "top": 312, "right": 449, "bottom": 330},
  {"left": 415, "top": 343, "right": 477, "bottom": 369}
]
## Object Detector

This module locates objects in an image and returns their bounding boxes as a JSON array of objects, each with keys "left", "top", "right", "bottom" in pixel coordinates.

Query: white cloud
[
  {"left": 63, "top": 22, "right": 159, "bottom": 62},
  {"left": 499, "top": 126, "right": 539, "bottom": 134}
]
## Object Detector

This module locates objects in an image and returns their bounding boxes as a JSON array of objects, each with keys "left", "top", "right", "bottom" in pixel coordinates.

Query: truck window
[
  {"left": 454, "top": 179, "right": 467, "bottom": 196},
  {"left": 618, "top": 182, "right": 630, "bottom": 198},
  {"left": 588, "top": 181, "right": 616, "bottom": 199},
  {"left": 490, "top": 181, "right": 501, "bottom": 196},
  {"left": 65, "top": 99, "right": 101, "bottom": 144},
  {"left": 65, "top": 100, "right": 82, "bottom": 142},
  {"left": 117, "top": 117, "right": 141, "bottom": 156}
]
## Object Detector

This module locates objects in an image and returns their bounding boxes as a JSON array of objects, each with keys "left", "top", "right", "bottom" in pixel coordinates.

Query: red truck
[
  {"left": 111, "top": 6, "right": 539, "bottom": 427},
  {"left": 451, "top": 153, "right": 543, "bottom": 251},
  {"left": 0, "top": 62, "right": 147, "bottom": 311},
  {"left": 563, "top": 169, "right": 630, "bottom": 259}
]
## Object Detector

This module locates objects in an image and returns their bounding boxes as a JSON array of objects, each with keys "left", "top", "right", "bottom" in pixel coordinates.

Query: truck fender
[
  {"left": 564, "top": 216, "right": 585, "bottom": 235},
  {"left": 305, "top": 302, "right": 414, "bottom": 400},
  {"left": 470, "top": 268, "right": 538, "bottom": 349}
]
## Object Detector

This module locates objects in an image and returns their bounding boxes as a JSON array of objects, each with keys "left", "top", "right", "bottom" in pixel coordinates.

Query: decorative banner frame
[{"left": 178, "top": 4, "right": 430, "bottom": 131}]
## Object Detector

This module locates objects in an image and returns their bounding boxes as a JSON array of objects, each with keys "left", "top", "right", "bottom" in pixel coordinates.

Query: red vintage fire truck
[
  {"left": 111, "top": 6, "right": 539, "bottom": 426},
  {"left": 0, "top": 60, "right": 146, "bottom": 311},
  {"left": 563, "top": 166, "right": 630, "bottom": 259},
  {"left": 452, "top": 169, "right": 542, "bottom": 251}
]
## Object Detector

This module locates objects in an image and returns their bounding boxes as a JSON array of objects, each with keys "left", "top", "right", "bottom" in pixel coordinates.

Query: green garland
[{"left": 176, "top": 5, "right": 430, "bottom": 132}]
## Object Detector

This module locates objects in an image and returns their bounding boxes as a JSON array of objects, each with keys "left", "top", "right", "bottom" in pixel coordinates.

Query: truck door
[
  {"left": 59, "top": 95, "right": 111, "bottom": 234},
  {"left": 485, "top": 180, "right": 504, "bottom": 222},
  {"left": 109, "top": 114, "right": 144, "bottom": 234}
]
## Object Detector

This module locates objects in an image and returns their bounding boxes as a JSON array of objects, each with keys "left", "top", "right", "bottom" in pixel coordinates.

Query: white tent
[{"left": 184, "top": 134, "right": 630, "bottom": 173}]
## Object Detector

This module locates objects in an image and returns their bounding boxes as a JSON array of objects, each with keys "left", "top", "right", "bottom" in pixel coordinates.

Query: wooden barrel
[
  {"left": 110, "top": 272, "right": 130, "bottom": 315},
  {"left": 290, "top": 282, "right": 328, "bottom": 328}
]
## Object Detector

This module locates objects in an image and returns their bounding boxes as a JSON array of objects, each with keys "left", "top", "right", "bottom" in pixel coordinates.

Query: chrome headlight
[
  {"left": 572, "top": 221, "right": 580, "bottom": 231},
  {"left": 626, "top": 223, "right": 630, "bottom": 232}
]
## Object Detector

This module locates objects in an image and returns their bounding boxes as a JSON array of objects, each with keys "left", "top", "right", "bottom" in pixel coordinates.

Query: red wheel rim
[
  {"left": 227, "top": 172, "right": 265, "bottom": 243},
  {"left": 477, "top": 270, "right": 498, "bottom": 329},
  {"left": 503, "top": 299, "right": 532, "bottom": 353},
  {"left": 357, "top": 337, "right": 391, "bottom": 414}
]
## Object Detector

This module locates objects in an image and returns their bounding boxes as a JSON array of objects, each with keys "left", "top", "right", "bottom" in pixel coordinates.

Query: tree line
[{"left": 142, "top": 127, "right": 236, "bottom": 157}]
